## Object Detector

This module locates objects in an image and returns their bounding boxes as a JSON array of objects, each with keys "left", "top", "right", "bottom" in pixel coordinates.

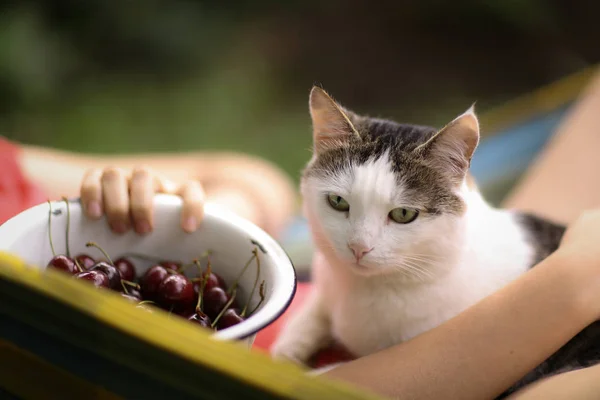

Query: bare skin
[
  {"left": 19, "top": 67, "right": 599, "bottom": 399},
  {"left": 503, "top": 69, "right": 600, "bottom": 225},
  {"left": 320, "top": 70, "right": 600, "bottom": 399},
  {"left": 16, "top": 147, "right": 297, "bottom": 238}
]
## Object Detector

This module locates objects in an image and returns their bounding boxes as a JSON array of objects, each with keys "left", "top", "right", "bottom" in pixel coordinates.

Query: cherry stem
[
  {"left": 249, "top": 281, "right": 266, "bottom": 316},
  {"left": 120, "top": 279, "right": 140, "bottom": 294},
  {"left": 211, "top": 288, "right": 237, "bottom": 328},
  {"left": 74, "top": 258, "right": 84, "bottom": 273},
  {"left": 119, "top": 253, "right": 171, "bottom": 263},
  {"left": 240, "top": 249, "right": 261, "bottom": 317},
  {"left": 227, "top": 248, "right": 257, "bottom": 296},
  {"left": 86, "top": 242, "right": 114, "bottom": 265},
  {"left": 47, "top": 200, "right": 56, "bottom": 257},
  {"left": 177, "top": 250, "right": 212, "bottom": 274},
  {"left": 137, "top": 300, "right": 156, "bottom": 306},
  {"left": 62, "top": 197, "right": 71, "bottom": 258},
  {"left": 177, "top": 260, "right": 200, "bottom": 274},
  {"left": 122, "top": 280, "right": 140, "bottom": 289},
  {"left": 194, "top": 260, "right": 209, "bottom": 313}
]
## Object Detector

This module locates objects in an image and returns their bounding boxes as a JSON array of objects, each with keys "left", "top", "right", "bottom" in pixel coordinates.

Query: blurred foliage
[{"left": 1, "top": 0, "right": 599, "bottom": 181}]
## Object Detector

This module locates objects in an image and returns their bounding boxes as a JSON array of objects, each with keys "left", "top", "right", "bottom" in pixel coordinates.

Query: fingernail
[
  {"left": 111, "top": 221, "right": 128, "bottom": 234},
  {"left": 183, "top": 216, "right": 197, "bottom": 232},
  {"left": 87, "top": 201, "right": 101, "bottom": 218},
  {"left": 136, "top": 221, "right": 151, "bottom": 235}
]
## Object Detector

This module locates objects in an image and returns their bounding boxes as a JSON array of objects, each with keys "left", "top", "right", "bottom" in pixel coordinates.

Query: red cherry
[
  {"left": 47, "top": 255, "right": 79, "bottom": 275},
  {"left": 90, "top": 262, "right": 122, "bottom": 291},
  {"left": 74, "top": 270, "right": 110, "bottom": 288},
  {"left": 216, "top": 309, "right": 245, "bottom": 330},
  {"left": 201, "top": 270, "right": 227, "bottom": 291},
  {"left": 121, "top": 293, "right": 140, "bottom": 303},
  {"left": 127, "top": 287, "right": 142, "bottom": 299},
  {"left": 157, "top": 274, "right": 195, "bottom": 313},
  {"left": 75, "top": 254, "right": 95, "bottom": 270},
  {"left": 203, "top": 287, "right": 237, "bottom": 320},
  {"left": 113, "top": 257, "right": 136, "bottom": 282},
  {"left": 159, "top": 261, "right": 180, "bottom": 271},
  {"left": 213, "top": 273, "right": 227, "bottom": 289},
  {"left": 188, "top": 312, "right": 212, "bottom": 329},
  {"left": 140, "top": 265, "right": 170, "bottom": 301}
]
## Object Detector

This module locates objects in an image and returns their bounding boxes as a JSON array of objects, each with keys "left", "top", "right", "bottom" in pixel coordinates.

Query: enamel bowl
[{"left": 0, "top": 194, "right": 297, "bottom": 346}]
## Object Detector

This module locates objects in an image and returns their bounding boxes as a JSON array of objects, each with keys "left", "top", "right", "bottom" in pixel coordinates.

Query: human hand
[
  {"left": 558, "top": 209, "right": 600, "bottom": 269},
  {"left": 554, "top": 208, "right": 600, "bottom": 317},
  {"left": 80, "top": 166, "right": 204, "bottom": 235}
]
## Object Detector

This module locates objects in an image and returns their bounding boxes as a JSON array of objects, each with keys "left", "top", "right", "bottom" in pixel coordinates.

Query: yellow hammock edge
[
  {"left": 479, "top": 64, "right": 599, "bottom": 133},
  {"left": 0, "top": 251, "right": 384, "bottom": 400}
]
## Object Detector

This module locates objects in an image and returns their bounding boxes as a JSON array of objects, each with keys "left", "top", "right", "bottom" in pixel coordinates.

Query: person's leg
[
  {"left": 16, "top": 146, "right": 297, "bottom": 237},
  {"left": 502, "top": 68, "right": 600, "bottom": 224}
]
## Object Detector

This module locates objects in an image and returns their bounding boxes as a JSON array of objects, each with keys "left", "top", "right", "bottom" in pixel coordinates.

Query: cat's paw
[{"left": 270, "top": 336, "right": 315, "bottom": 366}]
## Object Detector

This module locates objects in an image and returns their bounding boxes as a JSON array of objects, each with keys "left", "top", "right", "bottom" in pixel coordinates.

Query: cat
[{"left": 270, "top": 86, "right": 600, "bottom": 398}]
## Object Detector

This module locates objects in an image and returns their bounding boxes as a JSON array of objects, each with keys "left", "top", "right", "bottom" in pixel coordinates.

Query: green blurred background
[{"left": 1, "top": 0, "right": 599, "bottom": 183}]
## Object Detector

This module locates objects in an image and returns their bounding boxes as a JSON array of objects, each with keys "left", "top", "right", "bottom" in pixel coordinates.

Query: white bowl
[{"left": 0, "top": 194, "right": 297, "bottom": 346}]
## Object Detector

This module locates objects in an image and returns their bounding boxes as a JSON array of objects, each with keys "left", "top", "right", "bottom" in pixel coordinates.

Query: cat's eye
[
  {"left": 389, "top": 208, "right": 419, "bottom": 224},
  {"left": 327, "top": 194, "right": 350, "bottom": 212}
]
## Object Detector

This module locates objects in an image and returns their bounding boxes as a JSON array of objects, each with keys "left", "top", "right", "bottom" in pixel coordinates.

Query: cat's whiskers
[
  {"left": 405, "top": 252, "right": 445, "bottom": 261},
  {"left": 390, "top": 259, "right": 434, "bottom": 282},
  {"left": 402, "top": 254, "right": 443, "bottom": 269}
]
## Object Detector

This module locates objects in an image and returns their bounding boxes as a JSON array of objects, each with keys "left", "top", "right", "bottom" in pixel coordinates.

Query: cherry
[
  {"left": 216, "top": 309, "right": 244, "bottom": 330},
  {"left": 121, "top": 293, "right": 140, "bottom": 303},
  {"left": 75, "top": 254, "right": 95, "bottom": 270},
  {"left": 46, "top": 200, "right": 80, "bottom": 275},
  {"left": 213, "top": 273, "right": 227, "bottom": 289},
  {"left": 75, "top": 270, "right": 110, "bottom": 288},
  {"left": 47, "top": 255, "right": 79, "bottom": 275},
  {"left": 198, "top": 270, "right": 226, "bottom": 292},
  {"left": 127, "top": 287, "right": 142, "bottom": 300},
  {"left": 159, "top": 261, "right": 180, "bottom": 271},
  {"left": 90, "top": 262, "right": 121, "bottom": 291},
  {"left": 188, "top": 312, "right": 212, "bottom": 329},
  {"left": 113, "top": 257, "right": 136, "bottom": 282},
  {"left": 140, "top": 265, "right": 170, "bottom": 301},
  {"left": 203, "top": 287, "right": 236, "bottom": 320},
  {"left": 157, "top": 274, "right": 195, "bottom": 313}
]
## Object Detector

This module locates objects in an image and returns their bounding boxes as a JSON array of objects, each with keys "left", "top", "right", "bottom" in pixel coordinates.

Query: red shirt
[{"left": 0, "top": 137, "right": 47, "bottom": 225}]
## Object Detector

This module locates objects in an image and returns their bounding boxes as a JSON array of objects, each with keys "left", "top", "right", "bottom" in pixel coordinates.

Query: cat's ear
[
  {"left": 309, "top": 86, "right": 360, "bottom": 154},
  {"left": 417, "top": 105, "right": 480, "bottom": 181}
]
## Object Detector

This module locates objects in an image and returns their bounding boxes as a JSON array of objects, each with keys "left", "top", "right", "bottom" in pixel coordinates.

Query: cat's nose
[{"left": 348, "top": 243, "right": 374, "bottom": 261}]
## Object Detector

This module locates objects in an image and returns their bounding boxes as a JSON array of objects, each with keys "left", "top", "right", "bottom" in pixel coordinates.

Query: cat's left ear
[{"left": 418, "top": 105, "right": 480, "bottom": 180}]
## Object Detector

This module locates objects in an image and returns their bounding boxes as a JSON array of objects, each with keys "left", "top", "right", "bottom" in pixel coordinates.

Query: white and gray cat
[{"left": 271, "top": 86, "right": 600, "bottom": 398}]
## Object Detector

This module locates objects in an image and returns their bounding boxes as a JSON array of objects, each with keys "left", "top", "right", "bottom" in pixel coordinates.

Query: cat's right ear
[{"left": 309, "top": 86, "right": 360, "bottom": 154}]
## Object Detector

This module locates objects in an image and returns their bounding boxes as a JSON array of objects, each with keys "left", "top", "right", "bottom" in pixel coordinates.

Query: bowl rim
[{"left": 0, "top": 195, "right": 297, "bottom": 341}]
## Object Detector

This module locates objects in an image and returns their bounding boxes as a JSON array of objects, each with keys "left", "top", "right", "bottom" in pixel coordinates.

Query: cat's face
[{"left": 302, "top": 87, "right": 480, "bottom": 279}]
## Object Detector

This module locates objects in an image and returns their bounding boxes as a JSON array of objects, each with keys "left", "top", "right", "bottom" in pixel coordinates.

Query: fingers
[
  {"left": 129, "top": 167, "right": 157, "bottom": 234},
  {"left": 101, "top": 167, "right": 131, "bottom": 234},
  {"left": 177, "top": 180, "right": 205, "bottom": 233},
  {"left": 81, "top": 168, "right": 104, "bottom": 219},
  {"left": 80, "top": 165, "right": 205, "bottom": 235}
]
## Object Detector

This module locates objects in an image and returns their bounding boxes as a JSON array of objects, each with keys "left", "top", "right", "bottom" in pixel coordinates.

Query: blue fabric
[{"left": 470, "top": 104, "right": 571, "bottom": 187}]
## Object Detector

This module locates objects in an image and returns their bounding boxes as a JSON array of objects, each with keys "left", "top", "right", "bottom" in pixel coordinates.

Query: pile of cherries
[{"left": 45, "top": 199, "right": 265, "bottom": 332}]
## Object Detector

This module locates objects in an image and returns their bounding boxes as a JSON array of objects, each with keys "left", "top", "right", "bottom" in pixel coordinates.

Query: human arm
[
  {"left": 319, "top": 69, "right": 600, "bottom": 399},
  {"left": 16, "top": 145, "right": 296, "bottom": 237},
  {"left": 321, "top": 228, "right": 599, "bottom": 400}
]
